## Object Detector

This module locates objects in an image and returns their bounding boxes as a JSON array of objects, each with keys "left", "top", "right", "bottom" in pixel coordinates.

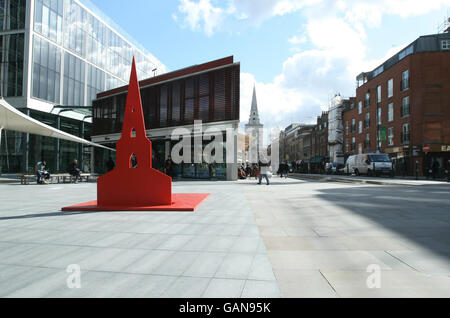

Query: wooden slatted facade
[{"left": 93, "top": 57, "right": 240, "bottom": 136}]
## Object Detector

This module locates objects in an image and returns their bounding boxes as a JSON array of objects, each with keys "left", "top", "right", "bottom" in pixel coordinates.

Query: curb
[{"left": 289, "top": 174, "right": 445, "bottom": 187}]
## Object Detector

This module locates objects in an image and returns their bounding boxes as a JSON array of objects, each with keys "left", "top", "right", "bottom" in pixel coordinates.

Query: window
[
  {"left": 441, "top": 40, "right": 450, "bottom": 50},
  {"left": 377, "top": 130, "right": 382, "bottom": 148},
  {"left": 402, "top": 124, "right": 410, "bottom": 144},
  {"left": 388, "top": 127, "right": 394, "bottom": 146},
  {"left": 365, "top": 92, "right": 370, "bottom": 108},
  {"left": 345, "top": 121, "right": 349, "bottom": 136},
  {"left": 358, "top": 143, "right": 363, "bottom": 154},
  {"left": 0, "top": 0, "right": 26, "bottom": 31},
  {"left": 351, "top": 119, "right": 356, "bottom": 133},
  {"left": 86, "top": 64, "right": 105, "bottom": 106},
  {"left": 401, "top": 70, "right": 410, "bottom": 91},
  {"left": 399, "top": 46, "right": 414, "bottom": 60},
  {"left": 373, "top": 66, "right": 384, "bottom": 77},
  {"left": 365, "top": 113, "right": 370, "bottom": 129},
  {"left": 358, "top": 101, "right": 362, "bottom": 114},
  {"left": 358, "top": 121, "right": 363, "bottom": 134},
  {"left": 365, "top": 133, "right": 371, "bottom": 149},
  {"left": 345, "top": 139, "right": 349, "bottom": 153},
  {"left": 377, "top": 85, "right": 381, "bottom": 104},
  {"left": 34, "top": 0, "right": 63, "bottom": 44},
  {"left": 388, "top": 103, "right": 394, "bottom": 122},
  {"left": 64, "top": 0, "right": 87, "bottom": 57},
  {"left": 402, "top": 96, "right": 410, "bottom": 117},
  {"left": 1, "top": 33, "right": 25, "bottom": 97},
  {"left": 377, "top": 107, "right": 382, "bottom": 126},
  {"left": 388, "top": 79, "right": 393, "bottom": 98},
  {"left": 63, "top": 51, "right": 85, "bottom": 106},
  {"left": 351, "top": 137, "right": 356, "bottom": 151},
  {"left": 32, "top": 36, "right": 61, "bottom": 103}
]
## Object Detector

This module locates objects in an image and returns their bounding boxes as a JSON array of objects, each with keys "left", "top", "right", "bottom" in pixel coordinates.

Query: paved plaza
[{"left": 0, "top": 177, "right": 449, "bottom": 298}]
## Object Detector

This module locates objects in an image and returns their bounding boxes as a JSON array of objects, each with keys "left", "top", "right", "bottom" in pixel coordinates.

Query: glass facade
[
  {"left": 0, "top": 33, "right": 24, "bottom": 97},
  {"left": 0, "top": 109, "right": 92, "bottom": 173},
  {"left": 32, "top": 35, "right": 61, "bottom": 103},
  {"left": 63, "top": 51, "right": 85, "bottom": 106},
  {"left": 0, "top": 0, "right": 166, "bottom": 174},
  {"left": 34, "top": 0, "right": 63, "bottom": 43},
  {"left": 31, "top": 0, "right": 162, "bottom": 107},
  {"left": 0, "top": 0, "right": 26, "bottom": 31}
]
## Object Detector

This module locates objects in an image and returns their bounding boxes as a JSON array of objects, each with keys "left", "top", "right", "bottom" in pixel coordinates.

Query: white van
[{"left": 345, "top": 153, "right": 394, "bottom": 177}]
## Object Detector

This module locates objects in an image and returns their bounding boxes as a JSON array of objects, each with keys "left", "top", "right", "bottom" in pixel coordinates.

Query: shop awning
[
  {"left": 0, "top": 98, "right": 114, "bottom": 151},
  {"left": 310, "top": 157, "right": 325, "bottom": 163}
]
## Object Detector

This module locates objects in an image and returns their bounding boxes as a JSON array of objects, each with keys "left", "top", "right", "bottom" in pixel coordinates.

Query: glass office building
[{"left": 0, "top": 0, "right": 165, "bottom": 174}]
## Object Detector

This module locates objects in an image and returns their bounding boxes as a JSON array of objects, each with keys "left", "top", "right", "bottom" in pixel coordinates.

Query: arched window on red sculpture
[{"left": 130, "top": 153, "right": 138, "bottom": 168}]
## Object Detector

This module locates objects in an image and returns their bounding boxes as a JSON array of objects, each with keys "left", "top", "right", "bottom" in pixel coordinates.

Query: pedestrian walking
[
  {"left": 258, "top": 159, "right": 271, "bottom": 185},
  {"left": 432, "top": 159, "right": 440, "bottom": 180}
]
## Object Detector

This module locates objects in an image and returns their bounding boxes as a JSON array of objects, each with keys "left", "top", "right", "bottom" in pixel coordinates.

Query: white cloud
[
  {"left": 175, "top": 0, "right": 234, "bottom": 36},
  {"left": 175, "top": 0, "right": 450, "bottom": 132},
  {"left": 288, "top": 35, "right": 307, "bottom": 44}
]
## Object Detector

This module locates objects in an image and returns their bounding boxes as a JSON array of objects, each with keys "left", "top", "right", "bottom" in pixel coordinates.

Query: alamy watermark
[
  {"left": 366, "top": 264, "right": 381, "bottom": 289},
  {"left": 66, "top": 264, "right": 81, "bottom": 289},
  {"left": 169, "top": 120, "right": 280, "bottom": 167}
]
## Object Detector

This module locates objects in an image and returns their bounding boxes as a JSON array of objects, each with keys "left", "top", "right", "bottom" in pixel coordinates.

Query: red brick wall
[{"left": 343, "top": 51, "right": 450, "bottom": 175}]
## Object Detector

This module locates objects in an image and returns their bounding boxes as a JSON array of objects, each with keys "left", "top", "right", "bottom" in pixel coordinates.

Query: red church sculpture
[{"left": 62, "top": 58, "right": 209, "bottom": 212}]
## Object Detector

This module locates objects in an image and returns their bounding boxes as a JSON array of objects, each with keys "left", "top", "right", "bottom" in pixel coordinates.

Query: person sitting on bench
[
  {"left": 68, "top": 159, "right": 82, "bottom": 183},
  {"left": 36, "top": 161, "right": 51, "bottom": 184}
]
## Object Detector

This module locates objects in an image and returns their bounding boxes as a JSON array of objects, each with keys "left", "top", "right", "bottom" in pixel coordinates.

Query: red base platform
[{"left": 61, "top": 193, "right": 210, "bottom": 212}]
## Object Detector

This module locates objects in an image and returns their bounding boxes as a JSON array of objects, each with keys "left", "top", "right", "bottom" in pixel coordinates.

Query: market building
[{"left": 91, "top": 56, "right": 241, "bottom": 181}]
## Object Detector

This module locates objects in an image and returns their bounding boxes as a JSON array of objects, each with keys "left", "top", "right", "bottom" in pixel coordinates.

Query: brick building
[
  {"left": 310, "top": 111, "right": 329, "bottom": 173},
  {"left": 343, "top": 32, "right": 450, "bottom": 176}
]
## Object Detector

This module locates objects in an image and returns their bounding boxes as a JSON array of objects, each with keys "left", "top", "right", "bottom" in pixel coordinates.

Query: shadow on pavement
[{"left": 315, "top": 184, "right": 450, "bottom": 260}]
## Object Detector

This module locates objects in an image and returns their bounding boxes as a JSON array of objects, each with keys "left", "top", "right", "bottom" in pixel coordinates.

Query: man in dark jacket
[
  {"left": 165, "top": 155, "right": 174, "bottom": 178},
  {"left": 432, "top": 159, "right": 440, "bottom": 180},
  {"left": 68, "top": 159, "right": 81, "bottom": 183}
]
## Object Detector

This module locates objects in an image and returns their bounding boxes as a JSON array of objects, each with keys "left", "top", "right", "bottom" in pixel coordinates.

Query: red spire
[
  {"left": 116, "top": 57, "right": 152, "bottom": 170},
  {"left": 121, "top": 57, "right": 146, "bottom": 139}
]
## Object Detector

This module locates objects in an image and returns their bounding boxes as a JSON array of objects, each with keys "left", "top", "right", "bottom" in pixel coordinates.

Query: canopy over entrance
[{"left": 0, "top": 98, "right": 113, "bottom": 151}]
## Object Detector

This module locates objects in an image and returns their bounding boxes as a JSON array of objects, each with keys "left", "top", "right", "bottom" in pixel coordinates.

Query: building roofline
[
  {"left": 357, "top": 32, "right": 450, "bottom": 83},
  {"left": 96, "top": 56, "right": 235, "bottom": 99}
]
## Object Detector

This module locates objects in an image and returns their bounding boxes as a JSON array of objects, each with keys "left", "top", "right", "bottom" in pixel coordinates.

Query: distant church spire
[{"left": 248, "top": 85, "right": 261, "bottom": 126}]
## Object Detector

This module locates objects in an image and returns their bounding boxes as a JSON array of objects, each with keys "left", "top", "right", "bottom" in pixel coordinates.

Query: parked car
[{"left": 344, "top": 153, "right": 394, "bottom": 177}]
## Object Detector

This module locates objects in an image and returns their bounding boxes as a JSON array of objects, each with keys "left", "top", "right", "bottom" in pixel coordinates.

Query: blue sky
[{"left": 89, "top": 0, "right": 450, "bottom": 133}]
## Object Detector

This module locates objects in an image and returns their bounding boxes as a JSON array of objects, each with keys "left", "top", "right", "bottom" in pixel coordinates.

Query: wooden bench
[
  {"left": 20, "top": 173, "right": 99, "bottom": 185},
  {"left": 20, "top": 174, "right": 37, "bottom": 185}
]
